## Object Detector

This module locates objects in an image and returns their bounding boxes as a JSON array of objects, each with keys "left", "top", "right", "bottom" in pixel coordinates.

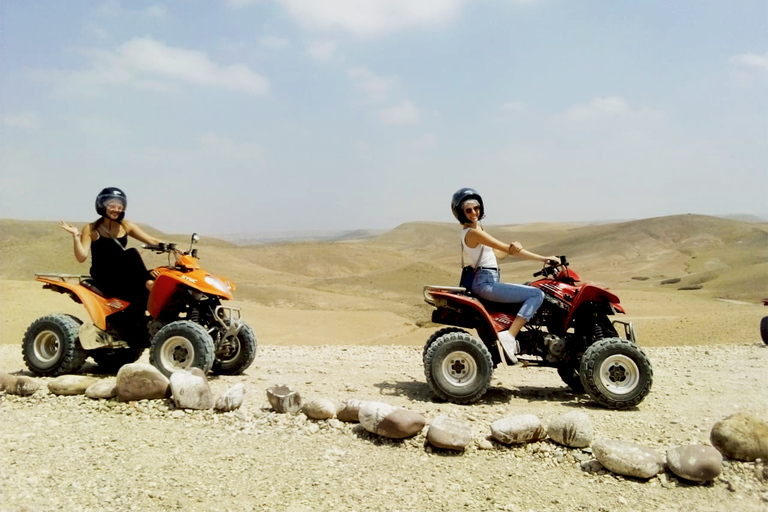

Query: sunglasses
[{"left": 464, "top": 206, "right": 481, "bottom": 214}]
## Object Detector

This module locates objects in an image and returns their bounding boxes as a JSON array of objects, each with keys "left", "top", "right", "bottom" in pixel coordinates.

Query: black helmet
[
  {"left": 95, "top": 187, "right": 127, "bottom": 221},
  {"left": 451, "top": 188, "right": 484, "bottom": 224}
]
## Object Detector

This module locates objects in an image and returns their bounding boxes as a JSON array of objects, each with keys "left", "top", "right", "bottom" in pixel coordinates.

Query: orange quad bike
[{"left": 22, "top": 234, "right": 257, "bottom": 377}]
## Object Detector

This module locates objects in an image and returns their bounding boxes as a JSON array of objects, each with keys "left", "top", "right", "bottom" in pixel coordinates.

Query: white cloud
[
  {"left": 412, "top": 132, "right": 437, "bottom": 150},
  {"left": 94, "top": 1, "right": 166, "bottom": 19},
  {"left": 276, "top": 0, "right": 465, "bottom": 36},
  {"left": 306, "top": 40, "right": 337, "bottom": 61},
  {"left": 378, "top": 101, "right": 420, "bottom": 125},
  {"left": 348, "top": 67, "right": 398, "bottom": 102},
  {"left": 56, "top": 37, "right": 269, "bottom": 95},
  {"left": 84, "top": 25, "right": 109, "bottom": 39},
  {"left": 224, "top": 0, "right": 261, "bottom": 7},
  {"left": 562, "top": 96, "right": 663, "bottom": 122},
  {"left": 198, "top": 133, "right": 264, "bottom": 160},
  {"left": 730, "top": 51, "right": 768, "bottom": 72},
  {"left": 259, "top": 35, "right": 290, "bottom": 49},
  {"left": 95, "top": 0, "right": 122, "bottom": 17},
  {"left": 143, "top": 5, "right": 167, "bottom": 19},
  {"left": 4, "top": 112, "right": 41, "bottom": 130},
  {"left": 501, "top": 101, "right": 525, "bottom": 113}
]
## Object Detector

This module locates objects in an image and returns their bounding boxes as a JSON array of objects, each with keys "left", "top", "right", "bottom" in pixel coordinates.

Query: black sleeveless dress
[{"left": 90, "top": 233, "right": 150, "bottom": 308}]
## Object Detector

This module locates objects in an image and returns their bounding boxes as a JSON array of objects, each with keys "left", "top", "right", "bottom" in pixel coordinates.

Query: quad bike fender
[
  {"left": 35, "top": 276, "right": 129, "bottom": 330},
  {"left": 428, "top": 290, "right": 506, "bottom": 333},
  {"left": 148, "top": 270, "right": 234, "bottom": 318},
  {"left": 572, "top": 284, "right": 620, "bottom": 309},
  {"left": 563, "top": 284, "right": 625, "bottom": 327}
]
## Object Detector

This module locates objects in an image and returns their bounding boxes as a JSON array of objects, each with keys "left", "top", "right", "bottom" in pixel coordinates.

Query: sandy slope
[{"left": 1, "top": 279, "right": 764, "bottom": 349}]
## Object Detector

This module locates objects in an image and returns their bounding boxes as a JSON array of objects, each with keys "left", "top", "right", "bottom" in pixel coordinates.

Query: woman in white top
[{"left": 451, "top": 188, "right": 560, "bottom": 358}]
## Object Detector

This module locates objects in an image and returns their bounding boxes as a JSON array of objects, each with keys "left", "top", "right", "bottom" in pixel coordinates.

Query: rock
[
  {"left": 490, "top": 414, "right": 547, "bottom": 445},
  {"left": 116, "top": 363, "right": 170, "bottom": 402},
  {"left": 710, "top": 413, "right": 768, "bottom": 462},
  {"left": 336, "top": 398, "right": 364, "bottom": 422},
  {"left": 359, "top": 401, "right": 426, "bottom": 439},
  {"left": 302, "top": 398, "right": 337, "bottom": 420},
  {"left": 548, "top": 411, "right": 593, "bottom": 448},
  {"left": 266, "top": 384, "right": 302, "bottom": 414},
  {"left": 581, "top": 460, "right": 604, "bottom": 473},
  {"left": 48, "top": 375, "right": 99, "bottom": 396},
  {"left": 85, "top": 380, "right": 117, "bottom": 399},
  {"left": 215, "top": 383, "right": 245, "bottom": 412},
  {"left": 3, "top": 376, "right": 41, "bottom": 397},
  {"left": 0, "top": 372, "right": 14, "bottom": 391},
  {"left": 427, "top": 415, "right": 473, "bottom": 451},
  {"left": 667, "top": 445, "right": 723, "bottom": 482},
  {"left": 592, "top": 439, "right": 665, "bottom": 479},
  {"left": 170, "top": 369, "right": 214, "bottom": 410},
  {"left": 477, "top": 439, "right": 495, "bottom": 450}
]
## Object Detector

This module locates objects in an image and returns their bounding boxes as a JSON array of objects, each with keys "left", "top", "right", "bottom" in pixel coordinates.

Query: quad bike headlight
[{"left": 204, "top": 275, "right": 231, "bottom": 294}]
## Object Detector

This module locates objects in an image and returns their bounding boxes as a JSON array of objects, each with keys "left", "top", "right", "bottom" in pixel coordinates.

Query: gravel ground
[{"left": 1, "top": 342, "right": 767, "bottom": 512}]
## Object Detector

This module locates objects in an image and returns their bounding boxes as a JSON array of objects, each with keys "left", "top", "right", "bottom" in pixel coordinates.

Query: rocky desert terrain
[{"left": 1, "top": 215, "right": 767, "bottom": 512}]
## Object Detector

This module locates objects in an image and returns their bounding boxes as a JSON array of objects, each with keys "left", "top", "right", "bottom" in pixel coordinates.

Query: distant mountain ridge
[
  {"left": 1, "top": 214, "right": 766, "bottom": 305},
  {"left": 218, "top": 228, "right": 387, "bottom": 246}
]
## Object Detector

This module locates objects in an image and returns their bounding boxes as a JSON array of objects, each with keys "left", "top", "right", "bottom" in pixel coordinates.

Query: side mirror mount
[{"left": 189, "top": 233, "right": 200, "bottom": 253}]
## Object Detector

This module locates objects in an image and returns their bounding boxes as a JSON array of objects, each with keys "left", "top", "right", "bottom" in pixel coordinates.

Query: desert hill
[{"left": 1, "top": 215, "right": 766, "bottom": 304}]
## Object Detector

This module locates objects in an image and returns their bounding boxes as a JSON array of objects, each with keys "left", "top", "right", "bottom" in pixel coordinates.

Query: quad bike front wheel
[
  {"left": 211, "top": 323, "right": 258, "bottom": 375},
  {"left": 91, "top": 346, "right": 145, "bottom": 374},
  {"left": 22, "top": 314, "right": 88, "bottom": 376},
  {"left": 149, "top": 321, "right": 215, "bottom": 377},
  {"left": 424, "top": 330, "right": 493, "bottom": 404},
  {"left": 761, "top": 316, "right": 768, "bottom": 345},
  {"left": 579, "top": 338, "right": 653, "bottom": 409}
]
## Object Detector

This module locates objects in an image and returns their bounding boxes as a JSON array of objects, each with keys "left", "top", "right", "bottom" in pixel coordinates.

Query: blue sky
[{"left": 1, "top": 0, "right": 766, "bottom": 235}]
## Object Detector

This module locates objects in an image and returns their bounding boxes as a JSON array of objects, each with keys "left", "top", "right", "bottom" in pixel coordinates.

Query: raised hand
[{"left": 59, "top": 221, "right": 79, "bottom": 236}]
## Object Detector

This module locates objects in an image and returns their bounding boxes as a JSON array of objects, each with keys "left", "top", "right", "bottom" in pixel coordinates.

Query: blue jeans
[{"left": 471, "top": 268, "right": 544, "bottom": 322}]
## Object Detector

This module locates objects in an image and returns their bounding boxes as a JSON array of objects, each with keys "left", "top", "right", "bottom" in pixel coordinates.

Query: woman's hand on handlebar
[
  {"left": 544, "top": 256, "right": 561, "bottom": 266},
  {"left": 142, "top": 242, "right": 170, "bottom": 253}
]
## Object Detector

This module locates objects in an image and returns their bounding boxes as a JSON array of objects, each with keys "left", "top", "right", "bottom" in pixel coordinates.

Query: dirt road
[{"left": 1, "top": 342, "right": 767, "bottom": 512}]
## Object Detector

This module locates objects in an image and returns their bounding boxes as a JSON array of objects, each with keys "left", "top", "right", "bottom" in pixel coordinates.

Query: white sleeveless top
[{"left": 461, "top": 227, "right": 498, "bottom": 269}]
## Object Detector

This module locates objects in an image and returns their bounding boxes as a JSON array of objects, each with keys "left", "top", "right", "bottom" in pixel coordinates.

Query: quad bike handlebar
[
  {"left": 532, "top": 255, "right": 568, "bottom": 278},
  {"left": 143, "top": 242, "right": 178, "bottom": 254},
  {"left": 142, "top": 233, "right": 200, "bottom": 256}
]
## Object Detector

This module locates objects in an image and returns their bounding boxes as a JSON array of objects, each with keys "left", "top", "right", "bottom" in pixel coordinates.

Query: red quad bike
[
  {"left": 423, "top": 256, "right": 653, "bottom": 409},
  {"left": 23, "top": 234, "right": 257, "bottom": 378}
]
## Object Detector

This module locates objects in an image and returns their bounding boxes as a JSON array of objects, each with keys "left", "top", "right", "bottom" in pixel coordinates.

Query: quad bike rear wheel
[
  {"left": 22, "top": 314, "right": 88, "bottom": 376},
  {"left": 211, "top": 322, "right": 258, "bottom": 375},
  {"left": 91, "top": 346, "right": 146, "bottom": 374},
  {"left": 424, "top": 330, "right": 493, "bottom": 404},
  {"left": 422, "top": 326, "right": 469, "bottom": 361},
  {"left": 149, "top": 321, "right": 215, "bottom": 377},
  {"left": 579, "top": 337, "right": 653, "bottom": 409},
  {"left": 761, "top": 316, "right": 768, "bottom": 345}
]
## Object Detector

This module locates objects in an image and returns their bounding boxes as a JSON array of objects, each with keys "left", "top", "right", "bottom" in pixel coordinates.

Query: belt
[{"left": 477, "top": 267, "right": 499, "bottom": 271}]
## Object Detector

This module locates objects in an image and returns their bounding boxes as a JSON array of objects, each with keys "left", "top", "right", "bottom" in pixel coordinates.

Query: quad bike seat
[
  {"left": 423, "top": 285, "right": 522, "bottom": 317},
  {"left": 475, "top": 297, "right": 522, "bottom": 317},
  {"left": 80, "top": 278, "right": 108, "bottom": 298}
]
